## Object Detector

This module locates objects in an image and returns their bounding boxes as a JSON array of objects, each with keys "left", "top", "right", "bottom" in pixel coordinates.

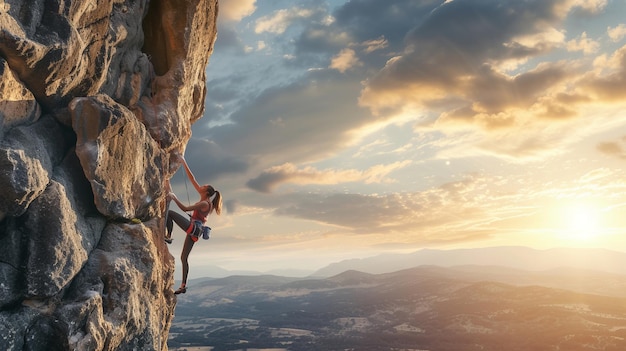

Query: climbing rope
[{"left": 184, "top": 174, "right": 191, "bottom": 207}]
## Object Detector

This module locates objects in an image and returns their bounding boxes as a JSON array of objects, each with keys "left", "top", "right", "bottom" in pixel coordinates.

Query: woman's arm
[
  {"left": 179, "top": 156, "right": 202, "bottom": 193},
  {"left": 169, "top": 193, "right": 210, "bottom": 212}
]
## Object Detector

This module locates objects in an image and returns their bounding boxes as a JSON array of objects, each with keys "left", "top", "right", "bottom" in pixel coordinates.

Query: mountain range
[
  {"left": 190, "top": 246, "right": 626, "bottom": 279},
  {"left": 311, "top": 246, "right": 626, "bottom": 277}
]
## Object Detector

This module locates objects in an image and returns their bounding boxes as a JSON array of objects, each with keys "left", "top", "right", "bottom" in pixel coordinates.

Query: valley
[{"left": 169, "top": 265, "right": 626, "bottom": 350}]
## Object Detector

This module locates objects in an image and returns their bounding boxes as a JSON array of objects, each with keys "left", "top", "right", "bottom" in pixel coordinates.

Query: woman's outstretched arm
[{"left": 177, "top": 154, "right": 202, "bottom": 193}]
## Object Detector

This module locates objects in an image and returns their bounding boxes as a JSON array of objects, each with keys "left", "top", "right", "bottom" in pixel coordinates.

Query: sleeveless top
[{"left": 190, "top": 201, "right": 211, "bottom": 223}]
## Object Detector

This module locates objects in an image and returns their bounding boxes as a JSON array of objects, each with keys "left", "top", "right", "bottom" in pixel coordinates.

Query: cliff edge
[{"left": 0, "top": 0, "right": 218, "bottom": 350}]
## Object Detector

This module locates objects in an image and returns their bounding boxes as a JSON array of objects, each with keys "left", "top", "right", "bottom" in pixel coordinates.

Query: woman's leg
[
  {"left": 168, "top": 210, "right": 195, "bottom": 293},
  {"left": 177, "top": 234, "right": 195, "bottom": 293},
  {"left": 166, "top": 210, "right": 190, "bottom": 237}
]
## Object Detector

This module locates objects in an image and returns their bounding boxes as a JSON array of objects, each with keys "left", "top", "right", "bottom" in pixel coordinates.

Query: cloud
[
  {"left": 296, "top": 27, "right": 353, "bottom": 54},
  {"left": 255, "top": 7, "right": 322, "bottom": 34},
  {"left": 219, "top": 0, "right": 256, "bottom": 22},
  {"left": 293, "top": 0, "right": 438, "bottom": 61},
  {"left": 582, "top": 45, "right": 626, "bottom": 101},
  {"left": 205, "top": 71, "right": 382, "bottom": 168},
  {"left": 359, "top": 0, "right": 572, "bottom": 113},
  {"left": 329, "top": 48, "right": 362, "bottom": 73},
  {"left": 332, "top": 0, "right": 440, "bottom": 49},
  {"left": 566, "top": 32, "right": 599, "bottom": 54},
  {"left": 271, "top": 174, "right": 512, "bottom": 240},
  {"left": 563, "top": 0, "right": 607, "bottom": 14},
  {"left": 608, "top": 24, "right": 626, "bottom": 42},
  {"left": 597, "top": 140, "right": 626, "bottom": 159},
  {"left": 204, "top": 0, "right": 626, "bottom": 171},
  {"left": 247, "top": 160, "right": 412, "bottom": 193},
  {"left": 349, "top": 0, "right": 625, "bottom": 161},
  {"left": 360, "top": 36, "right": 388, "bottom": 53},
  {"left": 265, "top": 167, "right": 626, "bottom": 245}
]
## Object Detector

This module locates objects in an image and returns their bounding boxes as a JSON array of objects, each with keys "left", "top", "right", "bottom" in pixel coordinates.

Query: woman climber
[{"left": 165, "top": 154, "right": 222, "bottom": 294}]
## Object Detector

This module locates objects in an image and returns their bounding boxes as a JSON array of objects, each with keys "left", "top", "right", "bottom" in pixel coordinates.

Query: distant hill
[
  {"left": 170, "top": 264, "right": 626, "bottom": 351},
  {"left": 188, "top": 263, "right": 262, "bottom": 278},
  {"left": 311, "top": 246, "right": 626, "bottom": 277},
  {"left": 187, "top": 263, "right": 315, "bottom": 279}
]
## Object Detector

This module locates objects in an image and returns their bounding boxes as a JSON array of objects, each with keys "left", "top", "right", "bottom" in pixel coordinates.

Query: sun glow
[{"left": 558, "top": 202, "right": 603, "bottom": 242}]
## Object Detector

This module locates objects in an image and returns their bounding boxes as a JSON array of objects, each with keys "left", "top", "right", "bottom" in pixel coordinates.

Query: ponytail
[
  {"left": 205, "top": 185, "right": 223, "bottom": 215},
  {"left": 212, "top": 190, "right": 222, "bottom": 215}
]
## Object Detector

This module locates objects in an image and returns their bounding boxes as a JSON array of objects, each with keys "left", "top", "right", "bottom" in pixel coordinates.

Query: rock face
[{"left": 0, "top": 0, "right": 218, "bottom": 350}]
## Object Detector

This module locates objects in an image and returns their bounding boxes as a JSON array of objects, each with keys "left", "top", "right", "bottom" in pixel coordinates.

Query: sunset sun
[{"left": 559, "top": 202, "right": 603, "bottom": 242}]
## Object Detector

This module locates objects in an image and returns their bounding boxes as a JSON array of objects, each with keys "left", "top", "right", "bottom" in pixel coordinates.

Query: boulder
[
  {"left": 0, "top": 116, "right": 71, "bottom": 218},
  {"left": 71, "top": 94, "right": 165, "bottom": 220}
]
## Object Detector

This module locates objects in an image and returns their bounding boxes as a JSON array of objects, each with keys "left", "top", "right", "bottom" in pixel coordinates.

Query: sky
[{"left": 166, "top": 0, "right": 626, "bottom": 277}]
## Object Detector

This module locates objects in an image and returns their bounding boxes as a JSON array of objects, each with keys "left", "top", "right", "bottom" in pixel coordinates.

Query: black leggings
[
  {"left": 167, "top": 210, "right": 191, "bottom": 236},
  {"left": 166, "top": 210, "right": 196, "bottom": 286}
]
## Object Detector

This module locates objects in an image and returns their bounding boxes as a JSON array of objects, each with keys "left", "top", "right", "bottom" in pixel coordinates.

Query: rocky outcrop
[{"left": 0, "top": 0, "right": 218, "bottom": 350}]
